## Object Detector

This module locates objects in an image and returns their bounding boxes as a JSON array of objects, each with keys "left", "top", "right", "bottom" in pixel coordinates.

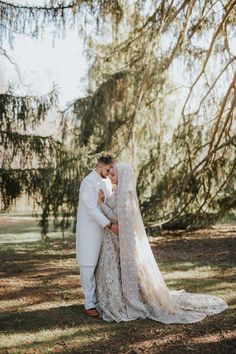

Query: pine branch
[
  {"left": 0, "top": 129, "right": 61, "bottom": 143},
  {"left": 0, "top": 0, "right": 122, "bottom": 45},
  {"left": 0, "top": 0, "right": 77, "bottom": 11},
  {"left": 0, "top": 87, "right": 58, "bottom": 128}
]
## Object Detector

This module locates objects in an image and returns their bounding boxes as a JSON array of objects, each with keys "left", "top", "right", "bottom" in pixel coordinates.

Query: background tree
[{"left": 0, "top": 0, "right": 235, "bottom": 234}]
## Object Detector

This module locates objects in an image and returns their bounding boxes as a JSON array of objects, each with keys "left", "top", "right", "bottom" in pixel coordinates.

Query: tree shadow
[
  {"left": 0, "top": 227, "right": 235, "bottom": 353},
  {"left": 1, "top": 308, "right": 235, "bottom": 354}
]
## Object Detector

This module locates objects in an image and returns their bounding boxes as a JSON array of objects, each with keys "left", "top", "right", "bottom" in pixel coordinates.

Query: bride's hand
[
  {"left": 98, "top": 189, "right": 105, "bottom": 203},
  {"left": 111, "top": 223, "right": 119, "bottom": 236}
]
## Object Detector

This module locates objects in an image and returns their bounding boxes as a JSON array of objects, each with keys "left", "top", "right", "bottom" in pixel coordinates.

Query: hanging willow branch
[
  {"left": 0, "top": 0, "right": 123, "bottom": 46},
  {"left": 0, "top": 87, "right": 59, "bottom": 210},
  {"left": 0, "top": 145, "right": 98, "bottom": 235},
  {"left": 0, "top": 84, "right": 103, "bottom": 235},
  {"left": 0, "top": 87, "right": 58, "bottom": 130},
  {"left": 141, "top": 136, "right": 236, "bottom": 229}
]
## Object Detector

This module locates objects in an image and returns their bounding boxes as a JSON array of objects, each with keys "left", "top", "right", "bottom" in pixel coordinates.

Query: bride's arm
[
  {"left": 99, "top": 201, "right": 117, "bottom": 223},
  {"left": 98, "top": 190, "right": 117, "bottom": 223}
]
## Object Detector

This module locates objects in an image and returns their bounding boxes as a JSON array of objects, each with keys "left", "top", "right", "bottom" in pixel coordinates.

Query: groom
[{"left": 76, "top": 153, "right": 119, "bottom": 317}]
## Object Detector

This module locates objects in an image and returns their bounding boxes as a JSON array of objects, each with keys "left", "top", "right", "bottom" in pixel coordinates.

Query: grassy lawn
[{"left": 0, "top": 218, "right": 235, "bottom": 354}]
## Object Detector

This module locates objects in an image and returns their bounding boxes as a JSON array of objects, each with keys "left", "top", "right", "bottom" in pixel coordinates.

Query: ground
[{"left": 0, "top": 216, "right": 235, "bottom": 353}]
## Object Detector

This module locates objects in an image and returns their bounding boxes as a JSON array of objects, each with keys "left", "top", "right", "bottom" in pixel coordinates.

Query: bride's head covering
[{"left": 116, "top": 162, "right": 177, "bottom": 316}]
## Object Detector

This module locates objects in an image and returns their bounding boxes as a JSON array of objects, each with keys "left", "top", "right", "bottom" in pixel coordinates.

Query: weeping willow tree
[
  {"left": 63, "top": 0, "right": 236, "bottom": 229},
  {"left": 0, "top": 0, "right": 236, "bottom": 234}
]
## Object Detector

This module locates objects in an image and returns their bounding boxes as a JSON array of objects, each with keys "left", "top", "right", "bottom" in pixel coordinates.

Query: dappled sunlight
[
  {"left": 0, "top": 222, "right": 235, "bottom": 353},
  {"left": 0, "top": 231, "right": 72, "bottom": 244},
  {"left": 166, "top": 278, "right": 235, "bottom": 300},
  {"left": 0, "top": 0, "right": 235, "bottom": 351},
  {"left": 0, "top": 215, "right": 73, "bottom": 244},
  {"left": 190, "top": 329, "right": 236, "bottom": 345},
  {"left": 163, "top": 263, "right": 236, "bottom": 280},
  {"left": 0, "top": 326, "right": 91, "bottom": 351}
]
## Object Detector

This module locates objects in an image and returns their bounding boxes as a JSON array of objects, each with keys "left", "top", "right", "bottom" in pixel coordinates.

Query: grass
[
  {"left": 0, "top": 215, "right": 72, "bottom": 243},
  {"left": 0, "top": 217, "right": 235, "bottom": 354}
]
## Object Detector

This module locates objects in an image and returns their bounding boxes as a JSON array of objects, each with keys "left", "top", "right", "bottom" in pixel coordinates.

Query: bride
[{"left": 95, "top": 162, "right": 228, "bottom": 323}]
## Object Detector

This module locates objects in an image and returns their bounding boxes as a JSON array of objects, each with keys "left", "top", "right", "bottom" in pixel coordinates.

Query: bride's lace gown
[{"left": 96, "top": 188, "right": 228, "bottom": 324}]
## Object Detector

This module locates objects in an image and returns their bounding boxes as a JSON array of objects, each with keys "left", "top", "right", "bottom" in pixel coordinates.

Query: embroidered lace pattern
[{"left": 95, "top": 163, "right": 228, "bottom": 323}]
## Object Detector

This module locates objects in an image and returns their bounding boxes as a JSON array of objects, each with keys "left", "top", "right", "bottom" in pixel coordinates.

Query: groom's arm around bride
[{"left": 75, "top": 154, "right": 116, "bottom": 315}]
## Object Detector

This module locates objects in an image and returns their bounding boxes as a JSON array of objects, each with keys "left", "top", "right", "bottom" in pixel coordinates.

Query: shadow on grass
[
  {"left": 0, "top": 304, "right": 85, "bottom": 333},
  {"left": 0, "top": 226, "right": 235, "bottom": 353},
  {"left": 1, "top": 308, "right": 235, "bottom": 354},
  {"left": 167, "top": 276, "right": 236, "bottom": 294}
]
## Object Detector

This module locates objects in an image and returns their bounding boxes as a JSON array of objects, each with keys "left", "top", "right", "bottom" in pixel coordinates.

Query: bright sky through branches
[
  {"left": 0, "top": 1, "right": 88, "bottom": 109},
  {"left": 0, "top": 0, "right": 235, "bottom": 115}
]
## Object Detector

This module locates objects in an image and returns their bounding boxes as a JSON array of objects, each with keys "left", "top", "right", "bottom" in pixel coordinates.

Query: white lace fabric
[{"left": 95, "top": 163, "right": 228, "bottom": 323}]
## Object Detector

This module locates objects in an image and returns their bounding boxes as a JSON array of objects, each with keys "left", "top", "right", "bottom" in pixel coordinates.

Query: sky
[
  {"left": 0, "top": 30, "right": 88, "bottom": 108},
  {"left": 0, "top": 0, "right": 235, "bottom": 137},
  {"left": 0, "top": 1, "right": 88, "bottom": 109},
  {"left": 0, "top": 0, "right": 187, "bottom": 110}
]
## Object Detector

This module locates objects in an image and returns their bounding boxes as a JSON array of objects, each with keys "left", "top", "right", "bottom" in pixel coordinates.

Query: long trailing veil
[{"left": 116, "top": 162, "right": 228, "bottom": 323}]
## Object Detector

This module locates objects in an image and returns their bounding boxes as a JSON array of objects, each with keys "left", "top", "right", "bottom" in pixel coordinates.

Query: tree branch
[{"left": 182, "top": 0, "right": 236, "bottom": 116}]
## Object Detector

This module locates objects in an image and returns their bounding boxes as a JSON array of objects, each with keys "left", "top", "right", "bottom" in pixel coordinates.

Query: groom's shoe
[{"left": 83, "top": 308, "right": 100, "bottom": 317}]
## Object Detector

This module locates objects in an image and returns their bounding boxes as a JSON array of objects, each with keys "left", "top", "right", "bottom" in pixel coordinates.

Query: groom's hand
[{"left": 111, "top": 223, "right": 119, "bottom": 236}]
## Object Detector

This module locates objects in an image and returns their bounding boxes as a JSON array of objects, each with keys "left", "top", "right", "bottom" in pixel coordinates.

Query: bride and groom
[{"left": 76, "top": 154, "right": 227, "bottom": 323}]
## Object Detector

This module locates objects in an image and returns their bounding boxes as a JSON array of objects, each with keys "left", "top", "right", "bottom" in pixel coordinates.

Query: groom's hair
[{"left": 97, "top": 153, "right": 114, "bottom": 165}]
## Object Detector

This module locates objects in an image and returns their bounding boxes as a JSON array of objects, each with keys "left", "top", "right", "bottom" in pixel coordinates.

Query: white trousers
[{"left": 79, "top": 265, "right": 98, "bottom": 309}]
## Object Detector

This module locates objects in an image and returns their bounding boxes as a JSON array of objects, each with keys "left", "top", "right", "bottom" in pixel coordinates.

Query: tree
[{"left": 0, "top": 0, "right": 236, "bottom": 233}]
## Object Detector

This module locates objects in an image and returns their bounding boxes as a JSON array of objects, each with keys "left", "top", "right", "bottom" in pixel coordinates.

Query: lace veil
[{"left": 116, "top": 162, "right": 228, "bottom": 323}]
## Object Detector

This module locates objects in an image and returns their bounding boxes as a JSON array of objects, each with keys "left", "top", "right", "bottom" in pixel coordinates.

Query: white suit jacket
[{"left": 76, "top": 170, "right": 112, "bottom": 266}]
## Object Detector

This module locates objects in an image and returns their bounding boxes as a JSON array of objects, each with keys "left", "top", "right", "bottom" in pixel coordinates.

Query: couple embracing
[{"left": 76, "top": 154, "right": 227, "bottom": 323}]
